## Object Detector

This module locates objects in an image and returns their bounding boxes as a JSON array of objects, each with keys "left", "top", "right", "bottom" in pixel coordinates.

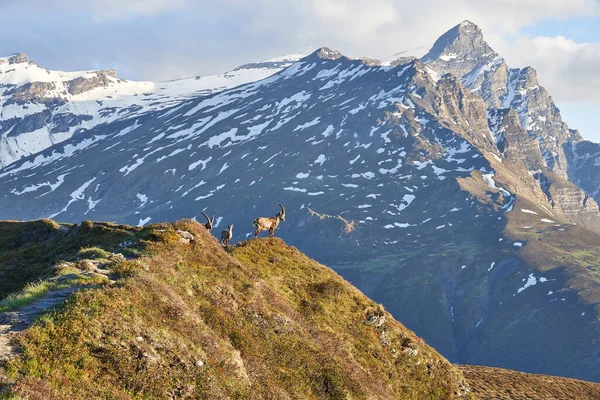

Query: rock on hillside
[{"left": 0, "top": 219, "right": 470, "bottom": 399}]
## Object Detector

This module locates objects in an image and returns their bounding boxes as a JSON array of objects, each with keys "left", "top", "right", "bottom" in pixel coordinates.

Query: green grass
[
  {"left": 77, "top": 247, "right": 111, "bottom": 261},
  {"left": 0, "top": 270, "right": 109, "bottom": 313},
  {"left": 0, "top": 220, "right": 139, "bottom": 300},
  {"left": 0, "top": 281, "right": 56, "bottom": 313},
  {"left": 504, "top": 197, "right": 600, "bottom": 298}
]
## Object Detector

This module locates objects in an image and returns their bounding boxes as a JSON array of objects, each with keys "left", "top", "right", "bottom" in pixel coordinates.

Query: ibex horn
[
  {"left": 202, "top": 212, "right": 211, "bottom": 223},
  {"left": 279, "top": 203, "right": 285, "bottom": 214}
]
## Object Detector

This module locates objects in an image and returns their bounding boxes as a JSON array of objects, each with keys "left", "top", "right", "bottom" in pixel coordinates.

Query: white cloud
[
  {"left": 218, "top": 0, "right": 600, "bottom": 60},
  {"left": 1, "top": 0, "right": 187, "bottom": 22},
  {"left": 494, "top": 35, "right": 600, "bottom": 102},
  {"left": 91, "top": 0, "right": 187, "bottom": 21},
  {"left": 1, "top": 0, "right": 599, "bottom": 104}
]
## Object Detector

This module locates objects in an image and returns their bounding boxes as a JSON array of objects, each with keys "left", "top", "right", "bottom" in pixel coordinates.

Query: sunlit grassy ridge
[
  {"left": 460, "top": 365, "right": 600, "bottom": 399},
  {"left": 0, "top": 220, "right": 137, "bottom": 300},
  {"left": 1, "top": 219, "right": 469, "bottom": 399}
]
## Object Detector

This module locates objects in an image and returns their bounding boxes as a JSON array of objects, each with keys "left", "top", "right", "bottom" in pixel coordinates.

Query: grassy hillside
[
  {"left": 0, "top": 219, "right": 469, "bottom": 399},
  {"left": 0, "top": 220, "right": 137, "bottom": 300},
  {"left": 460, "top": 365, "right": 600, "bottom": 399}
]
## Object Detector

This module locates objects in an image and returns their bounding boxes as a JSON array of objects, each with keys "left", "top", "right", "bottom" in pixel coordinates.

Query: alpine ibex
[
  {"left": 253, "top": 204, "right": 286, "bottom": 238},
  {"left": 221, "top": 224, "right": 233, "bottom": 247},
  {"left": 202, "top": 212, "right": 215, "bottom": 231}
]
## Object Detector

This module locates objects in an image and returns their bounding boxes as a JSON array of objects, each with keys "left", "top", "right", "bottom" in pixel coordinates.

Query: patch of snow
[
  {"left": 515, "top": 273, "right": 548, "bottom": 295},
  {"left": 48, "top": 177, "right": 97, "bottom": 219},
  {"left": 521, "top": 209, "right": 538, "bottom": 215},
  {"left": 189, "top": 156, "right": 212, "bottom": 171},
  {"left": 314, "top": 154, "right": 327, "bottom": 166},
  {"left": 137, "top": 217, "right": 152, "bottom": 227},
  {"left": 294, "top": 117, "right": 320, "bottom": 131},
  {"left": 284, "top": 187, "right": 307, "bottom": 193},
  {"left": 11, "top": 173, "right": 67, "bottom": 196},
  {"left": 136, "top": 193, "right": 148, "bottom": 207}
]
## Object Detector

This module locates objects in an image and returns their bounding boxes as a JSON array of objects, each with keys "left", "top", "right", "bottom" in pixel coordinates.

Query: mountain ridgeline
[
  {"left": 1, "top": 21, "right": 600, "bottom": 383},
  {"left": 0, "top": 53, "right": 303, "bottom": 168}
]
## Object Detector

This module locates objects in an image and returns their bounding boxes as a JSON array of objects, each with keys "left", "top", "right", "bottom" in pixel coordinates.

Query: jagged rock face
[
  {"left": 545, "top": 177, "right": 600, "bottom": 229},
  {"left": 488, "top": 109, "right": 544, "bottom": 171},
  {"left": 316, "top": 47, "right": 344, "bottom": 60},
  {"left": 5, "top": 82, "right": 61, "bottom": 105},
  {"left": 500, "top": 67, "right": 581, "bottom": 174},
  {"left": 479, "top": 61, "right": 509, "bottom": 109},
  {"left": 8, "top": 53, "right": 30, "bottom": 64},
  {"left": 0, "top": 53, "right": 303, "bottom": 168},
  {"left": 1, "top": 47, "right": 600, "bottom": 382},
  {"left": 422, "top": 20, "right": 600, "bottom": 239},
  {"left": 565, "top": 140, "right": 600, "bottom": 203},
  {"left": 487, "top": 108, "right": 600, "bottom": 232},
  {"left": 66, "top": 70, "right": 115, "bottom": 95},
  {"left": 433, "top": 74, "right": 496, "bottom": 152},
  {"left": 422, "top": 21, "right": 499, "bottom": 79},
  {"left": 422, "top": 21, "right": 582, "bottom": 180},
  {"left": 389, "top": 56, "right": 417, "bottom": 67}
]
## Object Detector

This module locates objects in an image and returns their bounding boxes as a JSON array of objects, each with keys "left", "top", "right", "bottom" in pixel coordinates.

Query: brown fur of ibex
[
  {"left": 221, "top": 224, "right": 233, "bottom": 247},
  {"left": 253, "top": 204, "right": 286, "bottom": 238},
  {"left": 202, "top": 212, "right": 215, "bottom": 231}
]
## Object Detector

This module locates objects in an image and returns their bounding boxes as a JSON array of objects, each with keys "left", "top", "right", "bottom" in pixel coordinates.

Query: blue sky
[
  {"left": 523, "top": 16, "right": 600, "bottom": 42},
  {"left": 0, "top": 0, "right": 598, "bottom": 141},
  {"left": 519, "top": 16, "right": 600, "bottom": 141}
]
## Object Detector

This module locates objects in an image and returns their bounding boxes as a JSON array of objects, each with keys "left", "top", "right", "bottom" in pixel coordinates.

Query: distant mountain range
[
  {"left": 0, "top": 52, "right": 304, "bottom": 167},
  {"left": 1, "top": 21, "right": 600, "bottom": 383}
]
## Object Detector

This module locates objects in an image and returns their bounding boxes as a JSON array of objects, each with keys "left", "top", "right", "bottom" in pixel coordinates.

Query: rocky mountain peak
[
  {"left": 315, "top": 47, "right": 344, "bottom": 60},
  {"left": 457, "top": 20, "right": 480, "bottom": 33},
  {"left": 8, "top": 53, "right": 31, "bottom": 65},
  {"left": 388, "top": 55, "right": 418, "bottom": 67},
  {"left": 515, "top": 66, "right": 540, "bottom": 89},
  {"left": 421, "top": 21, "right": 496, "bottom": 69}
]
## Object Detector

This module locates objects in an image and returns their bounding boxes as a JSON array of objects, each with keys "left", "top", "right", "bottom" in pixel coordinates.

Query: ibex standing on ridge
[
  {"left": 253, "top": 204, "right": 286, "bottom": 239},
  {"left": 221, "top": 224, "right": 233, "bottom": 247},
  {"left": 202, "top": 212, "right": 215, "bottom": 231}
]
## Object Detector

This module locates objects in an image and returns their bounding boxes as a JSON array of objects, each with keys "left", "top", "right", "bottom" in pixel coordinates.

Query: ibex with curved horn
[
  {"left": 253, "top": 204, "right": 286, "bottom": 238},
  {"left": 202, "top": 212, "right": 215, "bottom": 231}
]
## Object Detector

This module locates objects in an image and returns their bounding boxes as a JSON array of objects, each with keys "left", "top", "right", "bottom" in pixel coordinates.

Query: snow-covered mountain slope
[
  {"left": 0, "top": 53, "right": 304, "bottom": 168},
  {"left": 1, "top": 40, "right": 600, "bottom": 383}
]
